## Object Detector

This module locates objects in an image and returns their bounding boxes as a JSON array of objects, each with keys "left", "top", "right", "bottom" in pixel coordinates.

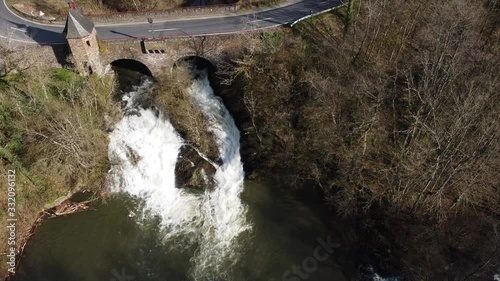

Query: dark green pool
[{"left": 14, "top": 180, "right": 351, "bottom": 281}]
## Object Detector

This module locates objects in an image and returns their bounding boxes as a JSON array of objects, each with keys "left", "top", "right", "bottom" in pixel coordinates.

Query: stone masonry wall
[
  {"left": 99, "top": 34, "right": 243, "bottom": 76},
  {"left": 0, "top": 44, "right": 64, "bottom": 73},
  {"left": 67, "top": 28, "right": 103, "bottom": 75}
]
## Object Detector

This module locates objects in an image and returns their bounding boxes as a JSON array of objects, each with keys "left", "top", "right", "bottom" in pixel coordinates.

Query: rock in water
[{"left": 175, "top": 145, "right": 216, "bottom": 189}]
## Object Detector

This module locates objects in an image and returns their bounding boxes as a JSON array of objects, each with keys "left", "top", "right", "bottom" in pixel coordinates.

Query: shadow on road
[
  {"left": 110, "top": 30, "right": 138, "bottom": 39},
  {"left": 7, "top": 20, "right": 65, "bottom": 44},
  {"left": 7, "top": 20, "right": 69, "bottom": 66}
]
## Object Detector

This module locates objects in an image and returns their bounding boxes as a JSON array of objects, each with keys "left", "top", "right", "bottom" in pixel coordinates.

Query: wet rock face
[{"left": 175, "top": 145, "right": 217, "bottom": 189}]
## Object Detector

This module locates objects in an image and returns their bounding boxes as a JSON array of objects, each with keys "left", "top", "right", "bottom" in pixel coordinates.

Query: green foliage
[
  {"left": 49, "top": 68, "right": 84, "bottom": 102},
  {"left": 260, "top": 31, "right": 284, "bottom": 49},
  {"left": 0, "top": 102, "right": 24, "bottom": 155},
  {"left": 51, "top": 68, "right": 81, "bottom": 84},
  {"left": 0, "top": 73, "right": 21, "bottom": 88},
  {"left": 343, "top": 0, "right": 355, "bottom": 37},
  {"left": 0, "top": 66, "right": 118, "bottom": 197},
  {"left": 292, "top": 12, "right": 324, "bottom": 31}
]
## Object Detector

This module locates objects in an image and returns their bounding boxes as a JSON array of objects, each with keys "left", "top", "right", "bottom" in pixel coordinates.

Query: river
[{"left": 13, "top": 67, "right": 360, "bottom": 281}]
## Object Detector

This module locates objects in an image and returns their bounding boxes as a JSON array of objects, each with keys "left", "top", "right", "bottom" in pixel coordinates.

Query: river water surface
[{"left": 14, "top": 180, "right": 350, "bottom": 281}]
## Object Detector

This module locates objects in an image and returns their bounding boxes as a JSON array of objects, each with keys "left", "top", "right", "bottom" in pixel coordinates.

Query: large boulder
[{"left": 175, "top": 144, "right": 217, "bottom": 189}]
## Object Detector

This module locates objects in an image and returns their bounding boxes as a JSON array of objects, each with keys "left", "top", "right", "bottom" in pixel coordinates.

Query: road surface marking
[
  {"left": 150, "top": 28, "right": 178, "bottom": 32},
  {"left": 250, "top": 17, "right": 273, "bottom": 22},
  {"left": 10, "top": 27, "right": 26, "bottom": 32}
]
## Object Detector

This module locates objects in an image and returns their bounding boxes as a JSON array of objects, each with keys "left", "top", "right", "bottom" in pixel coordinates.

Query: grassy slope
[{"left": 0, "top": 66, "right": 120, "bottom": 275}]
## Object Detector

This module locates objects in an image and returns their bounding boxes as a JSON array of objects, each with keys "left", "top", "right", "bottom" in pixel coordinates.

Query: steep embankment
[
  {"left": 0, "top": 66, "right": 120, "bottom": 275},
  {"left": 214, "top": 1, "right": 500, "bottom": 279}
]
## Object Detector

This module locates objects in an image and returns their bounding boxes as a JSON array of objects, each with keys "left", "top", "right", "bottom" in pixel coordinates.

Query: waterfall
[
  {"left": 367, "top": 266, "right": 400, "bottom": 281},
  {"left": 107, "top": 73, "right": 250, "bottom": 280},
  {"left": 107, "top": 78, "right": 204, "bottom": 239},
  {"left": 187, "top": 71, "right": 251, "bottom": 280}
]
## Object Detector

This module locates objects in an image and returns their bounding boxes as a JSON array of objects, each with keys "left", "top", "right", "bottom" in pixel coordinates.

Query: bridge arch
[
  {"left": 110, "top": 59, "right": 153, "bottom": 77},
  {"left": 174, "top": 56, "right": 216, "bottom": 75}
]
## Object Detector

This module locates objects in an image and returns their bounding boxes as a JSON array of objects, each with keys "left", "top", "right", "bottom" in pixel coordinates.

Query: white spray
[
  {"left": 107, "top": 73, "right": 250, "bottom": 280},
  {"left": 187, "top": 71, "right": 251, "bottom": 280}
]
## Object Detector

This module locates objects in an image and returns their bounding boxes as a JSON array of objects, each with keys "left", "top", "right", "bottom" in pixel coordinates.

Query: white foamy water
[
  {"left": 373, "top": 274, "right": 399, "bottom": 281},
  {"left": 107, "top": 74, "right": 250, "bottom": 280},
  {"left": 107, "top": 80, "right": 204, "bottom": 238},
  {"left": 187, "top": 71, "right": 251, "bottom": 279},
  {"left": 368, "top": 266, "right": 399, "bottom": 281}
]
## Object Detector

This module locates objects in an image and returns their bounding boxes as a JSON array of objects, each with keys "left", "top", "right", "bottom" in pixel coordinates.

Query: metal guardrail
[{"left": 289, "top": 1, "right": 347, "bottom": 27}]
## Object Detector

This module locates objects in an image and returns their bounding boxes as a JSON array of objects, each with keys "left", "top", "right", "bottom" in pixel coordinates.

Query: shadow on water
[
  {"left": 237, "top": 180, "right": 354, "bottom": 281},
  {"left": 174, "top": 56, "right": 218, "bottom": 85},
  {"left": 175, "top": 56, "right": 216, "bottom": 74},
  {"left": 111, "top": 59, "right": 153, "bottom": 77},
  {"left": 110, "top": 60, "right": 153, "bottom": 99}
]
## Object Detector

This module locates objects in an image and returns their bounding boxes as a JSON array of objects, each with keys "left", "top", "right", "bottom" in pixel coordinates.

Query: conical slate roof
[{"left": 63, "top": 8, "right": 95, "bottom": 39}]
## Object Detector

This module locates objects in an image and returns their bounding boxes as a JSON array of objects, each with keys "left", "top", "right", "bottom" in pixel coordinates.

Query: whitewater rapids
[{"left": 107, "top": 73, "right": 250, "bottom": 280}]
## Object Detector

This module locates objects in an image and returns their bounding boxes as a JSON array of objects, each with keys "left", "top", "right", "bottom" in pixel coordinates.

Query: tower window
[
  {"left": 83, "top": 62, "right": 93, "bottom": 74},
  {"left": 86, "top": 40, "right": 91, "bottom": 47}
]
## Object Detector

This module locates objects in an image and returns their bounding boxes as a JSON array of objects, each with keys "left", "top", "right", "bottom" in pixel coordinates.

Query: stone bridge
[
  {"left": 99, "top": 35, "right": 236, "bottom": 77},
  {"left": 1, "top": 0, "right": 347, "bottom": 77},
  {"left": 54, "top": 2, "right": 346, "bottom": 76}
]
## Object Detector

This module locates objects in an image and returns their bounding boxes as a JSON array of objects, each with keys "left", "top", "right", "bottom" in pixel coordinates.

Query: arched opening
[
  {"left": 111, "top": 59, "right": 152, "bottom": 92},
  {"left": 110, "top": 59, "right": 153, "bottom": 94},
  {"left": 111, "top": 59, "right": 152, "bottom": 77},
  {"left": 174, "top": 56, "right": 216, "bottom": 77}
]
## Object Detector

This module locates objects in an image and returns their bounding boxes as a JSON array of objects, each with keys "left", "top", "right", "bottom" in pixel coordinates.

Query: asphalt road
[{"left": 0, "top": 0, "right": 344, "bottom": 45}]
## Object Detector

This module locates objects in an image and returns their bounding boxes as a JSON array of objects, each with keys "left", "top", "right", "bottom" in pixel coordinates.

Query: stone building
[{"left": 63, "top": 7, "right": 103, "bottom": 75}]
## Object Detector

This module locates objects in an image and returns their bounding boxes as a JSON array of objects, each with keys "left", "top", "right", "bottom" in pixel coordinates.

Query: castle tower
[{"left": 63, "top": 5, "right": 103, "bottom": 75}]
